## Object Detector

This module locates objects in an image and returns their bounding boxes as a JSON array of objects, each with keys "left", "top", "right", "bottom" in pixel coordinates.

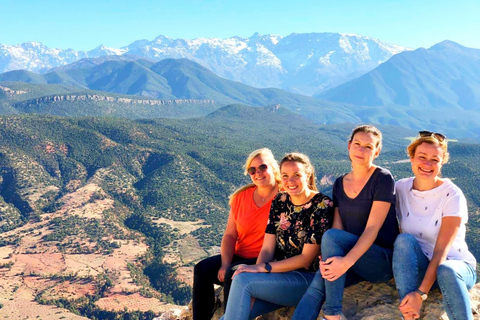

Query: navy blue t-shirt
[{"left": 333, "top": 166, "right": 399, "bottom": 249}]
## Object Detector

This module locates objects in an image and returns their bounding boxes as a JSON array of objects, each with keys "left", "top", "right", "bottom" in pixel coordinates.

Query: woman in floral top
[{"left": 220, "top": 153, "right": 334, "bottom": 320}]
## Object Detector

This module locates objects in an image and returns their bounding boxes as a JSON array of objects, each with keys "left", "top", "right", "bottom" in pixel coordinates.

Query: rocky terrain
[
  {"left": 0, "top": 180, "right": 195, "bottom": 319},
  {"left": 0, "top": 112, "right": 478, "bottom": 319},
  {"left": 200, "top": 281, "right": 480, "bottom": 320}
]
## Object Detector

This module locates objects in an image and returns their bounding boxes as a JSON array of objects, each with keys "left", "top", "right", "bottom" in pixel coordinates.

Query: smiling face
[
  {"left": 280, "top": 160, "right": 310, "bottom": 197},
  {"left": 410, "top": 142, "right": 444, "bottom": 181},
  {"left": 348, "top": 131, "right": 381, "bottom": 166},
  {"left": 248, "top": 155, "right": 276, "bottom": 188}
]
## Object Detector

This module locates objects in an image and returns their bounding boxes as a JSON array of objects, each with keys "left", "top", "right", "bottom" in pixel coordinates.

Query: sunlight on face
[
  {"left": 410, "top": 142, "right": 444, "bottom": 180},
  {"left": 280, "top": 161, "right": 309, "bottom": 197},
  {"left": 348, "top": 132, "right": 381, "bottom": 166},
  {"left": 249, "top": 155, "right": 276, "bottom": 188}
]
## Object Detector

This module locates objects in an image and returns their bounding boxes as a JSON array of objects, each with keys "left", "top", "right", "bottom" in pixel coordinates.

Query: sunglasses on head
[
  {"left": 418, "top": 131, "right": 446, "bottom": 142},
  {"left": 247, "top": 164, "right": 268, "bottom": 175}
]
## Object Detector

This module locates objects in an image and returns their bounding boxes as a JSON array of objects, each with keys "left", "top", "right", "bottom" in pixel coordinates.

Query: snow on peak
[{"left": 0, "top": 32, "right": 410, "bottom": 94}]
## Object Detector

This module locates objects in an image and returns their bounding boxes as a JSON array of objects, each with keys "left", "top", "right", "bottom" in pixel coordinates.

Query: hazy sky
[{"left": 2, "top": 0, "right": 479, "bottom": 51}]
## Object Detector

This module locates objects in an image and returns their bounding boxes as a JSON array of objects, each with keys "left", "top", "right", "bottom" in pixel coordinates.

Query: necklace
[
  {"left": 256, "top": 187, "right": 276, "bottom": 202},
  {"left": 349, "top": 166, "right": 375, "bottom": 194}
]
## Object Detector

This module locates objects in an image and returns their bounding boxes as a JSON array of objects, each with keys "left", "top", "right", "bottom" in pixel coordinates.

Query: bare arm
[
  {"left": 234, "top": 233, "right": 319, "bottom": 276},
  {"left": 256, "top": 233, "right": 276, "bottom": 265},
  {"left": 332, "top": 207, "right": 344, "bottom": 230},
  {"left": 343, "top": 201, "right": 391, "bottom": 265},
  {"left": 322, "top": 201, "right": 391, "bottom": 281},
  {"left": 218, "top": 210, "right": 238, "bottom": 282},
  {"left": 420, "top": 216, "right": 461, "bottom": 292},
  {"left": 266, "top": 243, "right": 320, "bottom": 272}
]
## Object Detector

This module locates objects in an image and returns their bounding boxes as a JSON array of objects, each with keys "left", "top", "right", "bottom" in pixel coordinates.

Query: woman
[
  {"left": 292, "top": 125, "right": 399, "bottom": 320},
  {"left": 193, "top": 148, "right": 281, "bottom": 320},
  {"left": 393, "top": 131, "right": 477, "bottom": 320},
  {"left": 220, "top": 153, "right": 334, "bottom": 320}
]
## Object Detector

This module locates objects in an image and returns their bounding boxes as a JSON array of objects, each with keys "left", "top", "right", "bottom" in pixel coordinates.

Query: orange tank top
[{"left": 231, "top": 187, "right": 273, "bottom": 259}]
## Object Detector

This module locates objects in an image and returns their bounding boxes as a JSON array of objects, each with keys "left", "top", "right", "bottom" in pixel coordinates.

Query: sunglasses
[
  {"left": 247, "top": 164, "right": 268, "bottom": 175},
  {"left": 419, "top": 131, "right": 446, "bottom": 142}
]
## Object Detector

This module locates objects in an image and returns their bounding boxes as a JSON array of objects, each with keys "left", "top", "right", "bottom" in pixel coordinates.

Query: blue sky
[{"left": 2, "top": 0, "right": 480, "bottom": 51}]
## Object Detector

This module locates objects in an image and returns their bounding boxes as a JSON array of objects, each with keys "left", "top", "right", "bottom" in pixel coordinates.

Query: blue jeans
[
  {"left": 219, "top": 270, "right": 316, "bottom": 320},
  {"left": 292, "top": 229, "right": 394, "bottom": 319},
  {"left": 393, "top": 233, "right": 477, "bottom": 320}
]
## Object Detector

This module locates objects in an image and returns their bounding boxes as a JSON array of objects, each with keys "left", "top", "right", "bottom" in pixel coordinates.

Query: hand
[
  {"left": 232, "top": 264, "right": 264, "bottom": 279},
  {"left": 320, "top": 256, "right": 351, "bottom": 281},
  {"left": 399, "top": 292, "right": 422, "bottom": 319},
  {"left": 217, "top": 264, "right": 229, "bottom": 282}
]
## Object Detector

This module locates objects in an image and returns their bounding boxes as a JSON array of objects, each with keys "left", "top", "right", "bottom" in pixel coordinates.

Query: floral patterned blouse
[{"left": 265, "top": 191, "right": 334, "bottom": 271}]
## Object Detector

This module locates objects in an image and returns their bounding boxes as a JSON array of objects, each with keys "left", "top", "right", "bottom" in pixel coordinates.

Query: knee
[
  {"left": 194, "top": 258, "right": 210, "bottom": 278},
  {"left": 394, "top": 233, "right": 417, "bottom": 252},
  {"left": 231, "top": 273, "right": 252, "bottom": 292},
  {"left": 321, "top": 229, "right": 344, "bottom": 248},
  {"left": 437, "top": 262, "right": 460, "bottom": 283},
  {"left": 233, "top": 273, "right": 248, "bottom": 285},
  {"left": 321, "top": 229, "right": 351, "bottom": 256}
]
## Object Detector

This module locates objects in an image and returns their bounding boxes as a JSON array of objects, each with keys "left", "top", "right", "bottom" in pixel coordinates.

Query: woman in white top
[{"left": 393, "top": 131, "right": 477, "bottom": 320}]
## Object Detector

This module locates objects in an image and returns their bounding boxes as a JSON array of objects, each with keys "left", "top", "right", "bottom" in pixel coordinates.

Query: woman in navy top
[{"left": 292, "top": 125, "right": 399, "bottom": 320}]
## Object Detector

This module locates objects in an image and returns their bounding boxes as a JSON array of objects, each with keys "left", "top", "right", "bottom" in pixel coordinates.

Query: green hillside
[
  {"left": 0, "top": 109, "right": 478, "bottom": 243},
  {"left": 0, "top": 108, "right": 478, "bottom": 309},
  {"left": 0, "top": 59, "right": 360, "bottom": 124},
  {"left": 0, "top": 82, "right": 220, "bottom": 118}
]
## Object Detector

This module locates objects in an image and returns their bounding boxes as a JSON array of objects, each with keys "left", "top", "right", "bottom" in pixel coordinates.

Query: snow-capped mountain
[
  {"left": 0, "top": 33, "right": 408, "bottom": 95},
  {"left": 87, "top": 45, "right": 128, "bottom": 58},
  {"left": 0, "top": 42, "right": 126, "bottom": 74},
  {"left": 0, "top": 41, "right": 87, "bottom": 74}
]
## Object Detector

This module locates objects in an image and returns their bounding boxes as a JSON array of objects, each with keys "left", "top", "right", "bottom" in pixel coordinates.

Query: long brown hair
[{"left": 279, "top": 152, "right": 317, "bottom": 191}]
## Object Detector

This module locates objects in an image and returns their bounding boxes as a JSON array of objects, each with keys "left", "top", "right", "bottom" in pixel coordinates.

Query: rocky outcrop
[
  {"left": 161, "top": 281, "right": 480, "bottom": 320},
  {"left": 13, "top": 94, "right": 216, "bottom": 107},
  {"left": 0, "top": 85, "right": 27, "bottom": 95}
]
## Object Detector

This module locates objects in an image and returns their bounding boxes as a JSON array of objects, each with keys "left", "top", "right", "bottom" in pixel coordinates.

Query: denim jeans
[
  {"left": 192, "top": 255, "right": 257, "bottom": 320},
  {"left": 219, "top": 270, "right": 316, "bottom": 320},
  {"left": 292, "top": 229, "right": 394, "bottom": 319},
  {"left": 393, "top": 233, "right": 477, "bottom": 320}
]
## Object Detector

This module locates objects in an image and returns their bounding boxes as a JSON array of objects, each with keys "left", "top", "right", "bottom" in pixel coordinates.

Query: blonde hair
[
  {"left": 229, "top": 148, "right": 280, "bottom": 205},
  {"left": 407, "top": 135, "right": 449, "bottom": 164},
  {"left": 279, "top": 152, "right": 317, "bottom": 191},
  {"left": 349, "top": 125, "right": 383, "bottom": 150}
]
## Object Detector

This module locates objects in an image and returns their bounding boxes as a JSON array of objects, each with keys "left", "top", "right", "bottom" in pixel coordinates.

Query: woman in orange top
[{"left": 192, "top": 148, "right": 281, "bottom": 320}]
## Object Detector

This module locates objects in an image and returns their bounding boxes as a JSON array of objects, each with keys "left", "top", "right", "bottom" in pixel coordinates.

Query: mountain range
[
  {"left": 1, "top": 30, "right": 480, "bottom": 319},
  {"left": 2, "top": 39, "right": 480, "bottom": 139},
  {"left": 317, "top": 40, "right": 480, "bottom": 137},
  {"left": 0, "top": 59, "right": 359, "bottom": 124},
  {"left": 0, "top": 33, "right": 407, "bottom": 96}
]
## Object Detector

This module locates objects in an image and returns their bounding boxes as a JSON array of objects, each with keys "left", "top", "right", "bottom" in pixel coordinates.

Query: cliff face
[{"left": 13, "top": 94, "right": 216, "bottom": 107}]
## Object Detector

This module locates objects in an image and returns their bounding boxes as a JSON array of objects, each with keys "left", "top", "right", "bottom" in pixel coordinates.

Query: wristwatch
[
  {"left": 415, "top": 289, "right": 428, "bottom": 301},
  {"left": 264, "top": 262, "right": 272, "bottom": 273}
]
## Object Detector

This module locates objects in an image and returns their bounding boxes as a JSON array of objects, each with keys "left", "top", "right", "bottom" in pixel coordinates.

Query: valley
[
  {"left": 0, "top": 110, "right": 477, "bottom": 319},
  {"left": 0, "top": 32, "right": 479, "bottom": 319}
]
